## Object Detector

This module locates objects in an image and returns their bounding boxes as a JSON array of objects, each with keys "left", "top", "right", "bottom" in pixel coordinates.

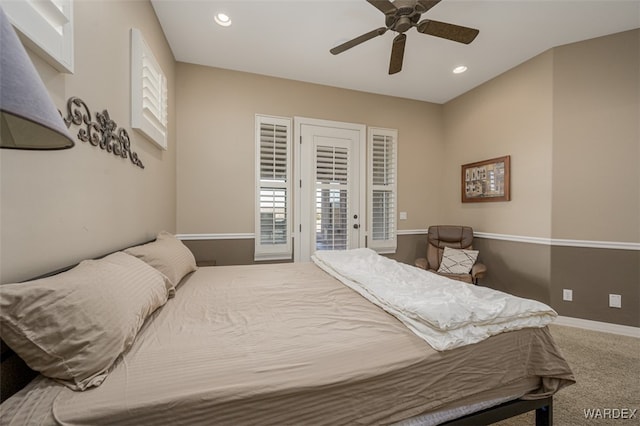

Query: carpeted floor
[{"left": 494, "top": 324, "right": 640, "bottom": 425}]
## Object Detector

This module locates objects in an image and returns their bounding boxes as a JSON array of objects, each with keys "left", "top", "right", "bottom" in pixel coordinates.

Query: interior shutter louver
[
  {"left": 315, "top": 145, "right": 349, "bottom": 251},
  {"left": 141, "top": 55, "right": 168, "bottom": 134},
  {"left": 368, "top": 128, "right": 397, "bottom": 253},
  {"left": 255, "top": 115, "right": 292, "bottom": 260}
]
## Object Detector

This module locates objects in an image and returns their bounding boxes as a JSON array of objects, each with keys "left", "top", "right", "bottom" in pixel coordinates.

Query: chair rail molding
[
  {"left": 176, "top": 233, "right": 255, "bottom": 240},
  {"left": 177, "top": 230, "right": 640, "bottom": 251},
  {"left": 397, "top": 229, "right": 428, "bottom": 235},
  {"left": 474, "top": 232, "right": 640, "bottom": 251}
]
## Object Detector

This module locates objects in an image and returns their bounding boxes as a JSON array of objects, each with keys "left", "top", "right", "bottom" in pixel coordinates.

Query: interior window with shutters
[
  {"left": 131, "top": 28, "right": 168, "bottom": 150},
  {"left": 255, "top": 115, "right": 292, "bottom": 260},
  {"left": 2, "top": 0, "right": 74, "bottom": 73},
  {"left": 368, "top": 128, "right": 397, "bottom": 253}
]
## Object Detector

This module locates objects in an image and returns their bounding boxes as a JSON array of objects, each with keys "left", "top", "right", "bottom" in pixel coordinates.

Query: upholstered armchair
[{"left": 414, "top": 225, "right": 487, "bottom": 284}]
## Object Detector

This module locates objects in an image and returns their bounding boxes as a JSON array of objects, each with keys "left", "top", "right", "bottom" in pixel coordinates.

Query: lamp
[{"left": 0, "top": 6, "right": 74, "bottom": 150}]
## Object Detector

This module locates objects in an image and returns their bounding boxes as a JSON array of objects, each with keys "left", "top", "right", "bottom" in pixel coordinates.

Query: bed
[{"left": 0, "top": 233, "right": 574, "bottom": 425}]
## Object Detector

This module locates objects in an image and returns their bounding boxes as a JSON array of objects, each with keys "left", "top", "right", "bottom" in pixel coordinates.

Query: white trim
[
  {"left": 550, "top": 238, "right": 639, "bottom": 251},
  {"left": 176, "top": 233, "right": 254, "bottom": 240},
  {"left": 397, "top": 229, "right": 428, "bottom": 235},
  {"left": 554, "top": 316, "right": 640, "bottom": 338},
  {"left": 474, "top": 232, "right": 639, "bottom": 251},
  {"left": 395, "top": 230, "right": 639, "bottom": 250},
  {"left": 474, "top": 232, "right": 552, "bottom": 246}
]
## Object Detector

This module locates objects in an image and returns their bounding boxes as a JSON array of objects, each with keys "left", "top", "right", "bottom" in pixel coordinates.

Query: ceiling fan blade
[
  {"left": 417, "top": 19, "right": 479, "bottom": 44},
  {"left": 416, "top": 0, "right": 442, "bottom": 13},
  {"left": 330, "top": 27, "right": 387, "bottom": 55},
  {"left": 366, "top": 0, "right": 397, "bottom": 15},
  {"left": 389, "top": 33, "right": 406, "bottom": 75}
]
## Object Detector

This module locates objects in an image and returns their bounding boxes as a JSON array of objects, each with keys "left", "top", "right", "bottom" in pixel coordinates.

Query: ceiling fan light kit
[{"left": 330, "top": 0, "right": 479, "bottom": 75}]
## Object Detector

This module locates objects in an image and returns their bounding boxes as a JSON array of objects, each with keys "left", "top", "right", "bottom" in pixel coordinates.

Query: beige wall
[
  {"left": 442, "top": 51, "right": 554, "bottom": 238},
  {"left": 0, "top": 1, "right": 176, "bottom": 283},
  {"left": 176, "top": 64, "right": 444, "bottom": 235},
  {"left": 441, "top": 29, "right": 639, "bottom": 326},
  {"left": 441, "top": 30, "right": 639, "bottom": 243},
  {"left": 552, "top": 30, "right": 640, "bottom": 242}
]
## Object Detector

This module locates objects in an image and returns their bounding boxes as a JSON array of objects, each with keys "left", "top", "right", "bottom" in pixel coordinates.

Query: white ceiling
[{"left": 151, "top": 0, "right": 640, "bottom": 104}]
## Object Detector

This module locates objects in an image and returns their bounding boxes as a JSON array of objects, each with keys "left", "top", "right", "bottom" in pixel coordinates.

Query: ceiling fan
[{"left": 330, "top": 0, "right": 479, "bottom": 75}]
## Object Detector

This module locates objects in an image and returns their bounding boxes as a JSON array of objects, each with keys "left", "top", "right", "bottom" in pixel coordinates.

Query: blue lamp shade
[{"left": 0, "top": 6, "right": 74, "bottom": 150}]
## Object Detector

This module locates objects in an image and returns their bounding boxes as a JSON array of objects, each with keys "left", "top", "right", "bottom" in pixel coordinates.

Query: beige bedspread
[{"left": 2, "top": 263, "right": 574, "bottom": 425}]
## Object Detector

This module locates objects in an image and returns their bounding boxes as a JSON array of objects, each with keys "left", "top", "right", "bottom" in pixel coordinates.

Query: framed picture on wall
[{"left": 461, "top": 155, "right": 511, "bottom": 203}]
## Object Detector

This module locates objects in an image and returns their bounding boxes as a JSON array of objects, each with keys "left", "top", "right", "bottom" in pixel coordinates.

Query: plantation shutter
[
  {"left": 315, "top": 145, "right": 350, "bottom": 251},
  {"left": 141, "top": 55, "right": 168, "bottom": 136},
  {"left": 368, "top": 128, "right": 397, "bottom": 253},
  {"left": 131, "top": 28, "right": 168, "bottom": 149},
  {"left": 255, "top": 115, "right": 292, "bottom": 260},
  {"left": 2, "top": 0, "right": 74, "bottom": 73}
]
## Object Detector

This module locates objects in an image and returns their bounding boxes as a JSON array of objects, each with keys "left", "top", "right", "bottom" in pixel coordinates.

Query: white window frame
[
  {"left": 255, "top": 114, "right": 292, "bottom": 261},
  {"left": 131, "top": 28, "right": 168, "bottom": 150},
  {"left": 367, "top": 127, "right": 398, "bottom": 254},
  {"left": 2, "top": 0, "right": 74, "bottom": 73}
]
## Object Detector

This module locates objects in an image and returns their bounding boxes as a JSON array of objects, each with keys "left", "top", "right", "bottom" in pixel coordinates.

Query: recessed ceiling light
[
  {"left": 453, "top": 65, "right": 468, "bottom": 74},
  {"left": 214, "top": 13, "right": 231, "bottom": 27}
]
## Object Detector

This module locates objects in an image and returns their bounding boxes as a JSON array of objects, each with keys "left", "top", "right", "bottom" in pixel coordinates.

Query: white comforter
[{"left": 312, "top": 248, "right": 557, "bottom": 350}]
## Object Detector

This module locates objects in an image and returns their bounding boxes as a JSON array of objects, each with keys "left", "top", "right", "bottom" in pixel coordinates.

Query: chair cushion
[
  {"left": 426, "top": 225, "right": 474, "bottom": 270},
  {"left": 437, "top": 247, "right": 479, "bottom": 274}
]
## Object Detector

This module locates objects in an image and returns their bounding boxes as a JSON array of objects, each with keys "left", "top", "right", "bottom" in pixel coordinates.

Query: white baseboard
[{"left": 554, "top": 316, "right": 640, "bottom": 338}]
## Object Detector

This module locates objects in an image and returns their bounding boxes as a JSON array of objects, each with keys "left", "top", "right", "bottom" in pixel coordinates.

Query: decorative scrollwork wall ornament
[{"left": 63, "top": 97, "right": 144, "bottom": 169}]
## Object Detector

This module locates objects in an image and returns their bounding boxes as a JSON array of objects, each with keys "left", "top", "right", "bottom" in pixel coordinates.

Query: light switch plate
[
  {"left": 562, "top": 289, "right": 573, "bottom": 302},
  {"left": 399, "top": 212, "right": 407, "bottom": 220}
]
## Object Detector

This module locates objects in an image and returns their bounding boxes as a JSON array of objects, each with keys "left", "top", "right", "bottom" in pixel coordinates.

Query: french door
[{"left": 295, "top": 118, "right": 366, "bottom": 261}]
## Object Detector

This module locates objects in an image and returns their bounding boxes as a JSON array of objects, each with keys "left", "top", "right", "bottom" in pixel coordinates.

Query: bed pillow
[
  {"left": 0, "top": 252, "right": 170, "bottom": 391},
  {"left": 124, "top": 232, "right": 197, "bottom": 293},
  {"left": 437, "top": 247, "right": 479, "bottom": 275}
]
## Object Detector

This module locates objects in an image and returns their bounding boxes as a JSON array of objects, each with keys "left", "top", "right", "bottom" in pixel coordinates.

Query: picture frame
[{"left": 461, "top": 155, "right": 511, "bottom": 203}]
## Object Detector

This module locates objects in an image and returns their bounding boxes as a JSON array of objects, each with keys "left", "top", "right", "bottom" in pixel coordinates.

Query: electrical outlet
[
  {"left": 609, "top": 294, "right": 622, "bottom": 308},
  {"left": 562, "top": 289, "right": 573, "bottom": 302},
  {"left": 399, "top": 212, "right": 407, "bottom": 220}
]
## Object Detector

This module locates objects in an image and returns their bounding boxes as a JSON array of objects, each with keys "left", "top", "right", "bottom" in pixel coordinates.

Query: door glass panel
[{"left": 315, "top": 145, "right": 349, "bottom": 250}]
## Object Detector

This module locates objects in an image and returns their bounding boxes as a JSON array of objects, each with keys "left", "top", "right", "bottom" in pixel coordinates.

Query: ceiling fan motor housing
[{"left": 385, "top": 0, "right": 424, "bottom": 33}]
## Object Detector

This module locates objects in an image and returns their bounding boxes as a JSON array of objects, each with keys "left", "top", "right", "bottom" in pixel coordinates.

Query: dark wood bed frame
[
  {"left": 0, "top": 242, "right": 555, "bottom": 425},
  {"left": 443, "top": 396, "right": 552, "bottom": 426}
]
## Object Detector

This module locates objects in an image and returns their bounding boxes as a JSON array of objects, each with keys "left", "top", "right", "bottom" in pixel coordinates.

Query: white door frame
[{"left": 293, "top": 117, "right": 367, "bottom": 262}]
